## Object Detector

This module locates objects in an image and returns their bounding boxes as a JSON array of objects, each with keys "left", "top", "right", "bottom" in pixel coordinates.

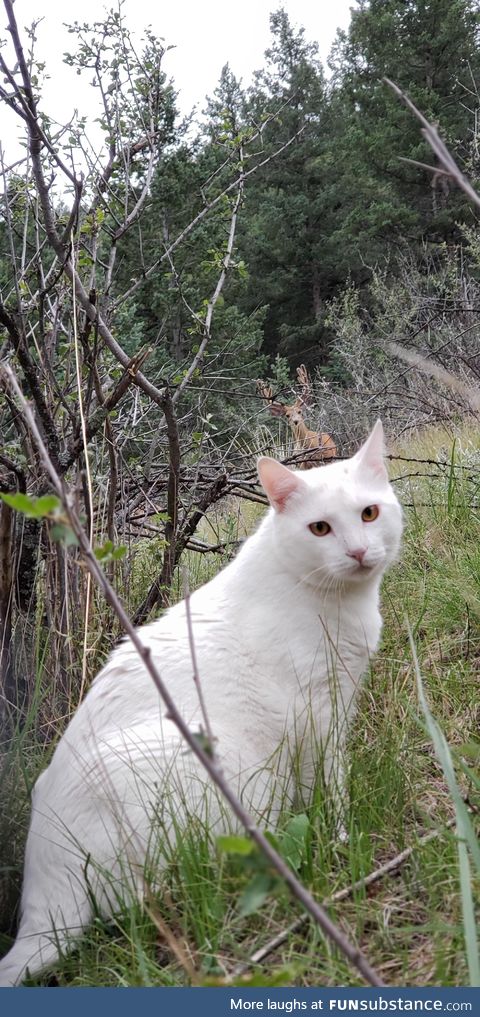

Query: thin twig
[
  {"left": 173, "top": 146, "right": 245, "bottom": 403},
  {"left": 183, "top": 570, "right": 217, "bottom": 761},
  {"left": 143, "top": 887, "right": 200, "bottom": 986},
  {"left": 113, "top": 127, "right": 306, "bottom": 312},
  {"left": 0, "top": 360, "right": 385, "bottom": 989},
  {"left": 71, "top": 235, "right": 94, "bottom": 702}
]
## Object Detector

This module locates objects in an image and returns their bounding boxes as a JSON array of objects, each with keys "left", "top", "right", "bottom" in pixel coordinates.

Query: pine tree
[
  {"left": 235, "top": 9, "right": 330, "bottom": 366},
  {"left": 326, "top": 0, "right": 480, "bottom": 275}
]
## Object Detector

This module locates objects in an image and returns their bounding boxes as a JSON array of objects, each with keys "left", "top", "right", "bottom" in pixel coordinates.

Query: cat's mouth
[{"left": 348, "top": 559, "right": 375, "bottom": 574}]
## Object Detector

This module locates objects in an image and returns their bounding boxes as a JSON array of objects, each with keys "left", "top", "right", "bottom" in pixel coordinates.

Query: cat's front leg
[
  {"left": 323, "top": 742, "right": 349, "bottom": 842},
  {"left": 298, "top": 728, "right": 349, "bottom": 842}
]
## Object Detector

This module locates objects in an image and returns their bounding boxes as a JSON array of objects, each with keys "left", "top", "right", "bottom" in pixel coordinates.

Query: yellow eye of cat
[
  {"left": 309, "top": 521, "right": 331, "bottom": 537},
  {"left": 362, "top": 505, "right": 379, "bottom": 522}
]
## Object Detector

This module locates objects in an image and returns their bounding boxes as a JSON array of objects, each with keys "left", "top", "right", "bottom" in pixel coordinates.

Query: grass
[{"left": 0, "top": 421, "right": 479, "bottom": 987}]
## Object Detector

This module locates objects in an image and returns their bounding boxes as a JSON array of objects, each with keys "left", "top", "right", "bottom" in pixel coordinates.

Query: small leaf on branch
[
  {"left": 216, "top": 835, "right": 254, "bottom": 856},
  {"left": 50, "top": 522, "right": 79, "bottom": 546},
  {"left": 94, "top": 540, "right": 127, "bottom": 562},
  {"left": 0, "top": 492, "right": 61, "bottom": 518},
  {"left": 238, "top": 872, "right": 278, "bottom": 917}
]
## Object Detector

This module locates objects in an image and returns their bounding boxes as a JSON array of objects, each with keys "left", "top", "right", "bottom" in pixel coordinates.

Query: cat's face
[{"left": 258, "top": 421, "right": 402, "bottom": 589}]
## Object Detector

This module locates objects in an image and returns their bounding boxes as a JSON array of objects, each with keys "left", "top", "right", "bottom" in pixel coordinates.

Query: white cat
[{"left": 0, "top": 420, "right": 402, "bottom": 987}]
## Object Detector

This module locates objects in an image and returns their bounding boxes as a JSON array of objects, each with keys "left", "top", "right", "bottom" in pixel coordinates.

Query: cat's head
[{"left": 257, "top": 420, "right": 402, "bottom": 589}]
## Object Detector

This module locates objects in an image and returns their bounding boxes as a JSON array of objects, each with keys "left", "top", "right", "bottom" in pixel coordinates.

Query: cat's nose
[{"left": 347, "top": 547, "right": 367, "bottom": 563}]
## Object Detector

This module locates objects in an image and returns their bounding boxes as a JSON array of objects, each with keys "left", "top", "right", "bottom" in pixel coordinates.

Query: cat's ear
[
  {"left": 353, "top": 419, "right": 388, "bottom": 483},
  {"left": 257, "top": 457, "right": 303, "bottom": 512}
]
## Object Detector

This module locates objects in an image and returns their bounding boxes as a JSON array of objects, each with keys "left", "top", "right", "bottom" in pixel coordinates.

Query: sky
[{"left": 0, "top": 0, "right": 353, "bottom": 162}]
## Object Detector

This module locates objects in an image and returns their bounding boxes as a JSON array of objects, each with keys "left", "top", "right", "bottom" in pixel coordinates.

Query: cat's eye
[
  {"left": 309, "top": 521, "right": 331, "bottom": 537},
  {"left": 362, "top": 505, "right": 379, "bottom": 522}
]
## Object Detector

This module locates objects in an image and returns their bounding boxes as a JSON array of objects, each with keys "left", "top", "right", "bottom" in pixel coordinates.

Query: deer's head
[
  {"left": 282, "top": 400, "right": 305, "bottom": 426},
  {"left": 256, "top": 366, "right": 312, "bottom": 425}
]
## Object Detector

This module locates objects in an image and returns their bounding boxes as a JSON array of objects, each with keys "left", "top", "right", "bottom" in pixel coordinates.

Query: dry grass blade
[
  {"left": 386, "top": 341, "right": 480, "bottom": 414},
  {"left": 384, "top": 77, "right": 480, "bottom": 211},
  {"left": 144, "top": 887, "right": 201, "bottom": 986}
]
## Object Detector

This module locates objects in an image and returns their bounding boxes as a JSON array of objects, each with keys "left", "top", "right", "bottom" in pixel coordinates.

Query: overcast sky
[{"left": 1, "top": 0, "right": 353, "bottom": 161}]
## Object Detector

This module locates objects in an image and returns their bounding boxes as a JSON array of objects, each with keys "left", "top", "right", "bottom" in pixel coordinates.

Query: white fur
[{"left": 0, "top": 420, "right": 402, "bottom": 986}]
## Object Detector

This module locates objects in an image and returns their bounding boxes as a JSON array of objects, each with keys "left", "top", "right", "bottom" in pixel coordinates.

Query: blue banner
[{"left": 0, "top": 986, "right": 478, "bottom": 1015}]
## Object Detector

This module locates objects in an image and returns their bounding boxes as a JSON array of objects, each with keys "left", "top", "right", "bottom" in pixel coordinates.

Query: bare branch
[
  {"left": 114, "top": 127, "right": 306, "bottom": 311},
  {"left": 0, "top": 302, "right": 61, "bottom": 467},
  {"left": 173, "top": 148, "right": 245, "bottom": 403}
]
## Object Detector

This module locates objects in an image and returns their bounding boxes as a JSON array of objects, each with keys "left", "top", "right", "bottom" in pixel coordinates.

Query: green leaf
[
  {"left": 264, "top": 830, "right": 281, "bottom": 852},
  {"left": 0, "top": 492, "right": 61, "bottom": 518},
  {"left": 280, "top": 813, "right": 310, "bottom": 870},
  {"left": 94, "top": 540, "right": 114, "bottom": 560},
  {"left": 458, "top": 824, "right": 480, "bottom": 987},
  {"left": 153, "top": 512, "right": 170, "bottom": 523},
  {"left": 238, "top": 873, "right": 276, "bottom": 917},
  {"left": 34, "top": 495, "right": 61, "bottom": 516},
  {"left": 190, "top": 730, "right": 215, "bottom": 757},
  {"left": 94, "top": 540, "right": 127, "bottom": 563},
  {"left": 0, "top": 493, "right": 38, "bottom": 515},
  {"left": 216, "top": 835, "right": 253, "bottom": 856},
  {"left": 111, "top": 545, "right": 127, "bottom": 561},
  {"left": 50, "top": 523, "right": 78, "bottom": 546}
]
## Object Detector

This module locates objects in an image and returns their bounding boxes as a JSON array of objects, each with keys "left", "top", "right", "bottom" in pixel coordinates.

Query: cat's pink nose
[{"left": 348, "top": 547, "right": 367, "bottom": 563}]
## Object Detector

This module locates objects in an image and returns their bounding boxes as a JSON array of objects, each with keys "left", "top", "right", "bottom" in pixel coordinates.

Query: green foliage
[
  {"left": 0, "top": 493, "right": 60, "bottom": 518},
  {"left": 216, "top": 835, "right": 253, "bottom": 855},
  {"left": 94, "top": 540, "right": 127, "bottom": 563},
  {"left": 326, "top": 0, "right": 480, "bottom": 273},
  {"left": 217, "top": 814, "right": 311, "bottom": 918}
]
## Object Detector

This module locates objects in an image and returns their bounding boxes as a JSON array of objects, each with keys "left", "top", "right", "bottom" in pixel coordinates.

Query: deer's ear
[
  {"left": 268, "top": 402, "right": 287, "bottom": 418},
  {"left": 258, "top": 457, "right": 303, "bottom": 512}
]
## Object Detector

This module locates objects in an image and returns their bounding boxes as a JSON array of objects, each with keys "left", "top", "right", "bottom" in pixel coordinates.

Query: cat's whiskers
[
  {"left": 297, "top": 563, "right": 344, "bottom": 596},
  {"left": 277, "top": 565, "right": 333, "bottom": 606}
]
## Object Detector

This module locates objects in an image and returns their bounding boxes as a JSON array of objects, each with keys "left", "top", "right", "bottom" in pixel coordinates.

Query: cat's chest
[{"left": 239, "top": 591, "right": 381, "bottom": 691}]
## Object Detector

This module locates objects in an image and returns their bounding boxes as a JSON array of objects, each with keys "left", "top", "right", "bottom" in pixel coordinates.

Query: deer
[{"left": 256, "top": 364, "right": 336, "bottom": 469}]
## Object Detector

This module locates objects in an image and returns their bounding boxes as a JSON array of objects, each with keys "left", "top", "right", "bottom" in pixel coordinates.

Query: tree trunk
[{"left": 312, "top": 265, "right": 323, "bottom": 321}]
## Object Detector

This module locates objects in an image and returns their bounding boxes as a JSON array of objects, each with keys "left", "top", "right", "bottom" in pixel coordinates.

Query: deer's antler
[
  {"left": 256, "top": 379, "right": 287, "bottom": 417},
  {"left": 295, "top": 364, "right": 314, "bottom": 412},
  {"left": 256, "top": 379, "right": 274, "bottom": 403}
]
